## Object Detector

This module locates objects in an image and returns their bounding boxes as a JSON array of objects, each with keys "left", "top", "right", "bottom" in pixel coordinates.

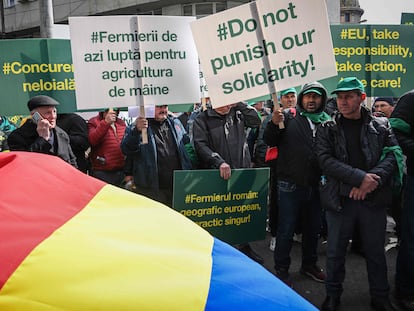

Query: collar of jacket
[{"left": 333, "top": 105, "right": 372, "bottom": 123}]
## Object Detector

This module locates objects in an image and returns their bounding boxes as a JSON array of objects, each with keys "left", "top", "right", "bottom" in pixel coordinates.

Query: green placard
[
  {"left": 401, "top": 13, "right": 414, "bottom": 25},
  {"left": 168, "top": 103, "right": 194, "bottom": 113},
  {"left": 246, "top": 94, "right": 272, "bottom": 106},
  {"left": 0, "top": 39, "right": 76, "bottom": 116},
  {"left": 321, "top": 25, "right": 414, "bottom": 97},
  {"left": 173, "top": 168, "right": 269, "bottom": 245}
]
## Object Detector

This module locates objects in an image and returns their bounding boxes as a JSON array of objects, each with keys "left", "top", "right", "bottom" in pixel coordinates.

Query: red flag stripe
[{"left": 0, "top": 152, "right": 105, "bottom": 289}]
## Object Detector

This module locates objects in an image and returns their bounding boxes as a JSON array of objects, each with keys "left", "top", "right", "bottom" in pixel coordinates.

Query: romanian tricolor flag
[{"left": 0, "top": 152, "right": 317, "bottom": 310}]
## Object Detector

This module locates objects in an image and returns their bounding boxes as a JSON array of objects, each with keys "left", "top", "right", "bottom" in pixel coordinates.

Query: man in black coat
[
  {"left": 193, "top": 102, "right": 264, "bottom": 264},
  {"left": 264, "top": 81, "right": 330, "bottom": 286},
  {"left": 7, "top": 95, "right": 77, "bottom": 168},
  {"left": 389, "top": 90, "right": 414, "bottom": 311},
  {"left": 317, "top": 77, "right": 399, "bottom": 311},
  {"left": 57, "top": 113, "right": 90, "bottom": 173}
]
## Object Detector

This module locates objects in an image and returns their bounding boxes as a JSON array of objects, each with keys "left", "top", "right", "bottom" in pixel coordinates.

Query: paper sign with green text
[
  {"left": 173, "top": 168, "right": 269, "bottom": 245},
  {"left": 190, "top": 0, "right": 337, "bottom": 108},
  {"left": 69, "top": 16, "right": 200, "bottom": 111}
]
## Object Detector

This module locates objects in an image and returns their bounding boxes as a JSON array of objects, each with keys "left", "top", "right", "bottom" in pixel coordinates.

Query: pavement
[{"left": 250, "top": 232, "right": 400, "bottom": 311}]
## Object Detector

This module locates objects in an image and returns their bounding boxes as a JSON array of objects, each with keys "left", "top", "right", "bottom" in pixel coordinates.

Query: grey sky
[{"left": 358, "top": 0, "right": 414, "bottom": 24}]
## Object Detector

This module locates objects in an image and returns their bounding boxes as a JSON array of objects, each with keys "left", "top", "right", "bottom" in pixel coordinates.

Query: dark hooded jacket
[
  {"left": 390, "top": 90, "right": 414, "bottom": 175},
  {"left": 263, "top": 81, "right": 328, "bottom": 186}
]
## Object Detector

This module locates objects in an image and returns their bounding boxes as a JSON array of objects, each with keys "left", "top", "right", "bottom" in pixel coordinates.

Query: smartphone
[{"left": 32, "top": 112, "right": 43, "bottom": 124}]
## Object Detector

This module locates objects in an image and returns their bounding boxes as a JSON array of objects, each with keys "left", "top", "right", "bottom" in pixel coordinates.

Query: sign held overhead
[
  {"left": 69, "top": 16, "right": 200, "bottom": 111},
  {"left": 191, "top": 0, "right": 337, "bottom": 108}
]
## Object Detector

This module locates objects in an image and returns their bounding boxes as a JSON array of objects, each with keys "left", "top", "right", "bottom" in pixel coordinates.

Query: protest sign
[
  {"left": 321, "top": 25, "right": 414, "bottom": 97},
  {"left": 69, "top": 16, "right": 200, "bottom": 111},
  {"left": 0, "top": 39, "right": 76, "bottom": 116},
  {"left": 199, "top": 65, "right": 209, "bottom": 99},
  {"left": 401, "top": 13, "right": 414, "bottom": 25},
  {"left": 191, "top": 0, "right": 337, "bottom": 108},
  {"left": 173, "top": 168, "right": 269, "bottom": 244}
]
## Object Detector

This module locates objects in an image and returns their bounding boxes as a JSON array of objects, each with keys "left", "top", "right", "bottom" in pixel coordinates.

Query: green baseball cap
[
  {"left": 331, "top": 77, "right": 365, "bottom": 94},
  {"left": 280, "top": 88, "right": 297, "bottom": 96}
]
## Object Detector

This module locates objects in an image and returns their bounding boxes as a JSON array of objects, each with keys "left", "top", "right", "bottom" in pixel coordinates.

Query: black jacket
[
  {"left": 390, "top": 90, "right": 414, "bottom": 175},
  {"left": 193, "top": 102, "right": 261, "bottom": 169},
  {"left": 317, "top": 107, "right": 398, "bottom": 210},
  {"left": 7, "top": 120, "right": 78, "bottom": 168},
  {"left": 263, "top": 81, "right": 328, "bottom": 186},
  {"left": 57, "top": 113, "right": 90, "bottom": 173}
]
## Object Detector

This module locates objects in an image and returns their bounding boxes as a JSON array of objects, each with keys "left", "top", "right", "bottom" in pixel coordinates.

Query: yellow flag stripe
[{"left": 0, "top": 185, "right": 213, "bottom": 311}]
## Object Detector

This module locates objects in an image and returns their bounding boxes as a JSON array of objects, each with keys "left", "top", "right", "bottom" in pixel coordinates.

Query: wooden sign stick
[
  {"left": 271, "top": 92, "right": 285, "bottom": 129},
  {"left": 140, "top": 105, "right": 148, "bottom": 144}
]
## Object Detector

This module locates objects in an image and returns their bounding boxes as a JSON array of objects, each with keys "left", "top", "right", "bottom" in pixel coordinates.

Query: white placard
[
  {"left": 191, "top": 0, "right": 337, "bottom": 108},
  {"left": 128, "top": 106, "right": 155, "bottom": 118},
  {"left": 69, "top": 16, "right": 200, "bottom": 111}
]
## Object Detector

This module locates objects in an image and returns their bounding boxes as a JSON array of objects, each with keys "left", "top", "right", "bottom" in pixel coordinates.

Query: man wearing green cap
[
  {"left": 264, "top": 81, "right": 330, "bottom": 286},
  {"left": 279, "top": 88, "right": 297, "bottom": 109},
  {"left": 317, "top": 77, "right": 400, "bottom": 311}
]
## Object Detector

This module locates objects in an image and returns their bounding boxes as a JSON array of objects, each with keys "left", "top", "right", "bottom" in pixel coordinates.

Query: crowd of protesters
[{"left": 2, "top": 77, "right": 414, "bottom": 311}]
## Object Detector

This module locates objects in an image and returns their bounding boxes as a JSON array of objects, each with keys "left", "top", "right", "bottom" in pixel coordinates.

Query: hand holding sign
[
  {"left": 219, "top": 162, "right": 232, "bottom": 180},
  {"left": 139, "top": 106, "right": 148, "bottom": 144},
  {"left": 271, "top": 108, "right": 285, "bottom": 128},
  {"left": 104, "top": 109, "right": 117, "bottom": 124},
  {"left": 135, "top": 116, "right": 148, "bottom": 131}
]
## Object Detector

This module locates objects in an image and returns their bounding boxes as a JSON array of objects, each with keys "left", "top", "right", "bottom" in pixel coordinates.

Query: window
[
  {"left": 344, "top": 13, "right": 350, "bottom": 22},
  {"left": 216, "top": 3, "right": 226, "bottom": 13},
  {"left": 183, "top": 5, "right": 192, "bottom": 16},
  {"left": 196, "top": 3, "right": 213, "bottom": 15},
  {"left": 4, "top": 0, "right": 16, "bottom": 8},
  {"left": 138, "top": 8, "right": 162, "bottom": 15},
  {"left": 183, "top": 2, "right": 227, "bottom": 18}
]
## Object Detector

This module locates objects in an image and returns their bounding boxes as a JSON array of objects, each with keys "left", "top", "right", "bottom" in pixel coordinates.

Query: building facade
[
  {"left": 2, "top": 1, "right": 247, "bottom": 38},
  {"left": 340, "top": 0, "right": 364, "bottom": 23},
  {"left": 1, "top": 0, "right": 350, "bottom": 39}
]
